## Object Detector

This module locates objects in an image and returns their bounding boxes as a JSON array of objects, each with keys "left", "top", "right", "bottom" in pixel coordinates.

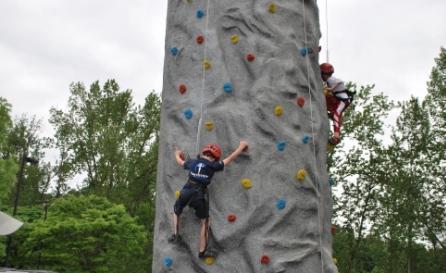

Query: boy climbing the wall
[
  {"left": 170, "top": 140, "right": 249, "bottom": 258},
  {"left": 320, "top": 63, "right": 354, "bottom": 145}
]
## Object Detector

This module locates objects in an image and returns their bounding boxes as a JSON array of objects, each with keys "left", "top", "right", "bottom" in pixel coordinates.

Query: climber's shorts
[{"left": 174, "top": 184, "right": 209, "bottom": 219}]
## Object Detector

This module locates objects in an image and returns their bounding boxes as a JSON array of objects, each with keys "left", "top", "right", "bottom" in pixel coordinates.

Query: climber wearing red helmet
[
  {"left": 320, "top": 63, "right": 354, "bottom": 145},
  {"left": 169, "top": 140, "right": 248, "bottom": 259}
]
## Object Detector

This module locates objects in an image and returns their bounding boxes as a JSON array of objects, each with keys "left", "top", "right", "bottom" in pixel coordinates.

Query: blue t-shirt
[{"left": 184, "top": 157, "right": 225, "bottom": 186}]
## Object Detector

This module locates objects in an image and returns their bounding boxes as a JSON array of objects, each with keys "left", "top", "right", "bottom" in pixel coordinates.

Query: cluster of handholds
[{"left": 165, "top": 0, "right": 333, "bottom": 268}]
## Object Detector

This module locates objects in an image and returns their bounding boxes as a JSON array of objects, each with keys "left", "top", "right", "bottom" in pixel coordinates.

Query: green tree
[
  {"left": 329, "top": 84, "right": 393, "bottom": 273},
  {"left": 423, "top": 47, "right": 446, "bottom": 251},
  {"left": 49, "top": 80, "right": 160, "bottom": 211},
  {"left": 0, "top": 98, "right": 18, "bottom": 206},
  {"left": 16, "top": 195, "right": 147, "bottom": 273}
]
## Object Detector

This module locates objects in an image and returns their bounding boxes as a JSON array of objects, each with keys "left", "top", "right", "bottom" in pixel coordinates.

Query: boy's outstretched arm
[
  {"left": 223, "top": 140, "right": 248, "bottom": 166},
  {"left": 175, "top": 148, "right": 185, "bottom": 167}
]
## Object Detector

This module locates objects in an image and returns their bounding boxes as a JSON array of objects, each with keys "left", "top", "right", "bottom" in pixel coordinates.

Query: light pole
[{"left": 4, "top": 152, "right": 38, "bottom": 266}]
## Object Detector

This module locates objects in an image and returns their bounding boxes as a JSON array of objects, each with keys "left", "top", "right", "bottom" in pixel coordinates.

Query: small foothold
[
  {"left": 297, "top": 96, "right": 305, "bottom": 107},
  {"left": 163, "top": 257, "right": 173, "bottom": 268},
  {"left": 205, "top": 121, "right": 214, "bottom": 131},
  {"left": 274, "top": 105, "right": 283, "bottom": 116},
  {"left": 223, "top": 82, "right": 233, "bottom": 93},
  {"left": 268, "top": 2, "right": 277, "bottom": 13},
  {"left": 179, "top": 84, "right": 187, "bottom": 94},
  {"left": 204, "top": 256, "right": 215, "bottom": 265},
  {"left": 276, "top": 199, "right": 286, "bottom": 210},
  {"left": 299, "top": 48, "right": 308, "bottom": 57},
  {"left": 231, "top": 34, "right": 239, "bottom": 44},
  {"left": 203, "top": 59, "right": 212, "bottom": 70},
  {"left": 241, "top": 178, "right": 253, "bottom": 189},
  {"left": 170, "top": 47, "right": 179, "bottom": 56},
  {"left": 246, "top": 53, "right": 256, "bottom": 62},
  {"left": 184, "top": 108, "right": 193, "bottom": 120},
  {"left": 302, "top": 135, "right": 312, "bottom": 144},
  {"left": 331, "top": 225, "right": 337, "bottom": 235},
  {"left": 196, "top": 9, "right": 205, "bottom": 18},
  {"left": 276, "top": 141, "right": 287, "bottom": 151},
  {"left": 175, "top": 190, "right": 181, "bottom": 199},
  {"left": 196, "top": 35, "right": 204, "bottom": 44},
  {"left": 296, "top": 169, "right": 307, "bottom": 181},
  {"left": 227, "top": 213, "right": 237, "bottom": 222},
  {"left": 333, "top": 257, "right": 338, "bottom": 265},
  {"left": 261, "top": 255, "right": 270, "bottom": 265}
]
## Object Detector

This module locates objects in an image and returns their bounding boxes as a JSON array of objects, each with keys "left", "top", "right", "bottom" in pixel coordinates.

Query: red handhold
[
  {"left": 196, "top": 35, "right": 204, "bottom": 44},
  {"left": 260, "top": 255, "right": 270, "bottom": 265},
  {"left": 297, "top": 96, "right": 305, "bottom": 107},
  {"left": 246, "top": 53, "right": 256, "bottom": 62},
  {"left": 227, "top": 213, "right": 237, "bottom": 222},
  {"left": 179, "top": 84, "right": 187, "bottom": 94}
]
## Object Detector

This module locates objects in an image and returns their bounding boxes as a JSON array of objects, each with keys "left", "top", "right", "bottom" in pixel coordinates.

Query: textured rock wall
[{"left": 153, "top": 0, "right": 337, "bottom": 272}]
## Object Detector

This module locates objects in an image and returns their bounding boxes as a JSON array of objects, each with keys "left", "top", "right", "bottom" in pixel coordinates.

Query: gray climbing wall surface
[{"left": 153, "top": 0, "right": 338, "bottom": 272}]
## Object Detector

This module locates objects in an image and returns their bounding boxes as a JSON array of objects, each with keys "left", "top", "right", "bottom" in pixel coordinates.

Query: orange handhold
[
  {"left": 261, "top": 255, "right": 270, "bottom": 265},
  {"left": 246, "top": 53, "right": 256, "bottom": 62},
  {"left": 179, "top": 84, "right": 187, "bottom": 94},
  {"left": 227, "top": 213, "right": 237, "bottom": 222},
  {"left": 297, "top": 96, "right": 305, "bottom": 107},
  {"left": 196, "top": 35, "right": 204, "bottom": 44}
]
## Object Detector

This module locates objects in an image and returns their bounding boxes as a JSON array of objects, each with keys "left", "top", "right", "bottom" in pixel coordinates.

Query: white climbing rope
[
  {"left": 196, "top": 0, "right": 212, "bottom": 154},
  {"left": 302, "top": 0, "right": 326, "bottom": 273}
]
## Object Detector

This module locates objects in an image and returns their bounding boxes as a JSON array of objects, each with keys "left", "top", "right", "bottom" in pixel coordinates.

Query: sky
[{"left": 1, "top": 0, "right": 445, "bottom": 137}]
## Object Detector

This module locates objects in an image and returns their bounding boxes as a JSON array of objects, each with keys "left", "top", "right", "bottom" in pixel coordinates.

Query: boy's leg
[
  {"left": 199, "top": 218, "right": 210, "bottom": 253},
  {"left": 331, "top": 101, "right": 346, "bottom": 143},
  {"left": 172, "top": 213, "right": 180, "bottom": 235}
]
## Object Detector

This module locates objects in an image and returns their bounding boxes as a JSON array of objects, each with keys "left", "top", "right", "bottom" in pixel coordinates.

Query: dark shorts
[{"left": 174, "top": 185, "right": 209, "bottom": 219}]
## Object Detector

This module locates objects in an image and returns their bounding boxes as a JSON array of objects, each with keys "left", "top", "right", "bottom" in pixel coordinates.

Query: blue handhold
[
  {"left": 170, "top": 47, "right": 178, "bottom": 56},
  {"left": 329, "top": 177, "right": 335, "bottom": 187},
  {"left": 184, "top": 108, "right": 193, "bottom": 120},
  {"left": 163, "top": 257, "right": 173, "bottom": 268},
  {"left": 223, "top": 82, "right": 233, "bottom": 93},
  {"left": 299, "top": 48, "right": 308, "bottom": 57},
  {"left": 276, "top": 141, "right": 287, "bottom": 151},
  {"left": 302, "top": 135, "right": 312, "bottom": 144},
  {"left": 276, "top": 199, "right": 286, "bottom": 210},
  {"left": 196, "top": 9, "right": 205, "bottom": 18}
]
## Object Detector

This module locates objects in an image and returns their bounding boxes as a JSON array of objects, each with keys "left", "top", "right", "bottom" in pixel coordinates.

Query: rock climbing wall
[{"left": 153, "top": 0, "right": 338, "bottom": 272}]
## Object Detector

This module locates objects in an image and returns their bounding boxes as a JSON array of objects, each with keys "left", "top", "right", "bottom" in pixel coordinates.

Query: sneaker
[
  {"left": 328, "top": 137, "right": 340, "bottom": 145},
  {"left": 198, "top": 249, "right": 214, "bottom": 259}
]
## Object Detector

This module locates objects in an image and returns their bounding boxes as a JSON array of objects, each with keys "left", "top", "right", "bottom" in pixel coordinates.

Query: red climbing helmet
[
  {"left": 320, "top": 63, "right": 334, "bottom": 75},
  {"left": 201, "top": 143, "right": 222, "bottom": 160}
]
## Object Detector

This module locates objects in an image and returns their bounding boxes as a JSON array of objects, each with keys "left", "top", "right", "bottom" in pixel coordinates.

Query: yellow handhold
[
  {"left": 268, "top": 3, "right": 277, "bottom": 13},
  {"left": 175, "top": 190, "right": 181, "bottom": 199},
  {"left": 274, "top": 105, "right": 284, "bottom": 116},
  {"left": 204, "top": 256, "right": 215, "bottom": 265},
  {"left": 231, "top": 35, "right": 239, "bottom": 44},
  {"left": 203, "top": 59, "right": 212, "bottom": 70},
  {"left": 205, "top": 121, "right": 214, "bottom": 131},
  {"left": 241, "top": 178, "right": 253, "bottom": 189},
  {"left": 333, "top": 257, "right": 338, "bottom": 265},
  {"left": 296, "top": 169, "right": 307, "bottom": 181}
]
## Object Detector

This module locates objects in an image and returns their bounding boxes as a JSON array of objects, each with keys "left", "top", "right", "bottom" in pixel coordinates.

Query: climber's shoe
[
  {"left": 328, "top": 136, "right": 341, "bottom": 145},
  {"left": 168, "top": 234, "right": 182, "bottom": 244},
  {"left": 198, "top": 248, "right": 215, "bottom": 259}
]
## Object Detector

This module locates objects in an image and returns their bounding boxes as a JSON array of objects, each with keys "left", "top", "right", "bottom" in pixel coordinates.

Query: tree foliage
[{"left": 14, "top": 195, "right": 147, "bottom": 273}]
